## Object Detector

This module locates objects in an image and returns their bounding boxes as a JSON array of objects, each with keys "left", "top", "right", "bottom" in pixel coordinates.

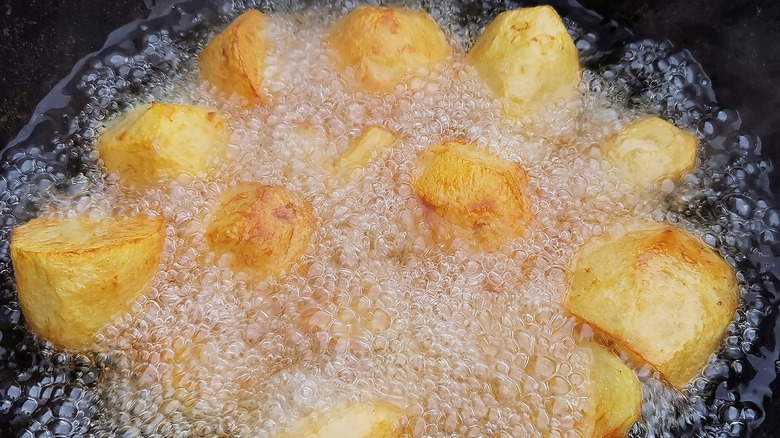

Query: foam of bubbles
[{"left": 32, "top": 4, "right": 716, "bottom": 437}]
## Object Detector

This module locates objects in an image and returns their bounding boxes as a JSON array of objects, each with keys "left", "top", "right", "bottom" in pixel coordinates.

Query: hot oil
[{"left": 55, "top": 4, "right": 699, "bottom": 437}]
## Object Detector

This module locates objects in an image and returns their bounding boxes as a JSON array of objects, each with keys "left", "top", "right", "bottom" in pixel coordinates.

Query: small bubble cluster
[{"left": 0, "top": 1, "right": 778, "bottom": 437}]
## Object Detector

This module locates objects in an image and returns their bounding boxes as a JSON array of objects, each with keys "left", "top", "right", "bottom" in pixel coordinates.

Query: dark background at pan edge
[{"left": 1, "top": 0, "right": 780, "bottom": 436}]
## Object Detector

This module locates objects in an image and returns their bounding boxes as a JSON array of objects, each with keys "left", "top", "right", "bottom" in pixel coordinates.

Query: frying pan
[{"left": 0, "top": 0, "right": 778, "bottom": 436}]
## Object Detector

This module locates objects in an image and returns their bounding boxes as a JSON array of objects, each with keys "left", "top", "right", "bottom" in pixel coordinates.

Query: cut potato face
[
  {"left": 198, "top": 9, "right": 269, "bottom": 106},
  {"left": 274, "top": 402, "right": 404, "bottom": 438},
  {"left": 327, "top": 6, "right": 451, "bottom": 91},
  {"left": 411, "top": 140, "right": 533, "bottom": 252},
  {"left": 580, "top": 341, "right": 642, "bottom": 438},
  {"left": 10, "top": 215, "right": 165, "bottom": 350},
  {"left": 205, "top": 182, "right": 315, "bottom": 277},
  {"left": 604, "top": 116, "right": 698, "bottom": 188},
  {"left": 466, "top": 6, "right": 580, "bottom": 118},
  {"left": 97, "top": 102, "right": 229, "bottom": 188},
  {"left": 333, "top": 126, "right": 397, "bottom": 177},
  {"left": 564, "top": 223, "right": 740, "bottom": 388}
]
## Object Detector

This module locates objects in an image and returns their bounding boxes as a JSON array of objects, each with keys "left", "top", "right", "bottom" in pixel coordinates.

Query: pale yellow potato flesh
[
  {"left": 327, "top": 6, "right": 452, "bottom": 91},
  {"left": 580, "top": 341, "right": 642, "bottom": 438},
  {"left": 205, "top": 182, "right": 315, "bottom": 277},
  {"left": 563, "top": 223, "right": 739, "bottom": 389},
  {"left": 198, "top": 9, "right": 269, "bottom": 106},
  {"left": 603, "top": 116, "right": 698, "bottom": 188},
  {"left": 274, "top": 402, "right": 404, "bottom": 438},
  {"left": 411, "top": 140, "right": 532, "bottom": 252},
  {"left": 10, "top": 215, "right": 165, "bottom": 350},
  {"left": 97, "top": 102, "right": 229, "bottom": 188},
  {"left": 333, "top": 126, "right": 397, "bottom": 177},
  {"left": 466, "top": 6, "right": 580, "bottom": 118}
]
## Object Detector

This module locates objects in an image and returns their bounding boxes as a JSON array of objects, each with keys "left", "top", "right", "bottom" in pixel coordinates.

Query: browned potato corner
[
  {"left": 205, "top": 182, "right": 315, "bottom": 278},
  {"left": 603, "top": 116, "right": 698, "bottom": 188},
  {"left": 327, "top": 6, "right": 452, "bottom": 91},
  {"left": 564, "top": 222, "right": 740, "bottom": 389},
  {"left": 10, "top": 214, "right": 165, "bottom": 350},
  {"left": 198, "top": 9, "right": 269, "bottom": 106},
  {"left": 97, "top": 102, "right": 229, "bottom": 188},
  {"left": 466, "top": 5, "right": 581, "bottom": 118},
  {"left": 411, "top": 140, "right": 533, "bottom": 252}
]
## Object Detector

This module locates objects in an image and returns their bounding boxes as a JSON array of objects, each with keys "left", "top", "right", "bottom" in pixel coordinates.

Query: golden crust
[
  {"left": 411, "top": 141, "right": 533, "bottom": 252},
  {"left": 563, "top": 223, "right": 739, "bottom": 389},
  {"left": 205, "top": 182, "right": 315, "bottom": 277},
  {"left": 97, "top": 102, "right": 229, "bottom": 187},
  {"left": 603, "top": 116, "right": 698, "bottom": 187},
  {"left": 327, "top": 6, "right": 451, "bottom": 91},
  {"left": 10, "top": 215, "right": 165, "bottom": 350},
  {"left": 466, "top": 6, "right": 580, "bottom": 117},
  {"left": 198, "top": 9, "right": 269, "bottom": 106}
]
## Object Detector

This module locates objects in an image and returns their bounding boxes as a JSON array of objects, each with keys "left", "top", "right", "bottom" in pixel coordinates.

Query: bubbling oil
[{"left": 51, "top": 5, "right": 705, "bottom": 437}]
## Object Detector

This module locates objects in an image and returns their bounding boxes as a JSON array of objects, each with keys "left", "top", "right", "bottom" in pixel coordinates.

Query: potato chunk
[
  {"left": 603, "top": 116, "right": 698, "bottom": 188},
  {"left": 327, "top": 6, "right": 451, "bottom": 91},
  {"left": 563, "top": 223, "right": 739, "bottom": 388},
  {"left": 275, "top": 402, "right": 404, "bottom": 438},
  {"left": 205, "top": 182, "right": 315, "bottom": 277},
  {"left": 333, "top": 126, "right": 397, "bottom": 177},
  {"left": 10, "top": 215, "right": 165, "bottom": 350},
  {"left": 466, "top": 6, "right": 580, "bottom": 117},
  {"left": 580, "top": 341, "right": 642, "bottom": 438},
  {"left": 198, "top": 9, "right": 269, "bottom": 106},
  {"left": 411, "top": 141, "right": 532, "bottom": 251},
  {"left": 97, "top": 102, "right": 229, "bottom": 188}
]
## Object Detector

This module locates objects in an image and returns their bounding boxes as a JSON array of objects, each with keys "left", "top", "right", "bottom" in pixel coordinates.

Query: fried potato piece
[
  {"left": 198, "top": 9, "right": 269, "bottom": 106},
  {"left": 275, "top": 402, "right": 404, "bottom": 438},
  {"left": 327, "top": 6, "right": 451, "bottom": 91},
  {"left": 97, "top": 102, "right": 229, "bottom": 188},
  {"left": 563, "top": 223, "right": 739, "bottom": 388},
  {"left": 466, "top": 6, "right": 580, "bottom": 118},
  {"left": 580, "top": 341, "right": 642, "bottom": 438},
  {"left": 205, "top": 182, "right": 315, "bottom": 277},
  {"left": 603, "top": 116, "right": 698, "bottom": 188},
  {"left": 10, "top": 215, "right": 165, "bottom": 350},
  {"left": 411, "top": 141, "right": 532, "bottom": 252},
  {"left": 333, "top": 126, "right": 397, "bottom": 177}
]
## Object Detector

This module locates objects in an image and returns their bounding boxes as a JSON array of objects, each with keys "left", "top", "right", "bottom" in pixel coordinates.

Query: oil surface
[
  {"left": 45, "top": 5, "right": 706, "bottom": 437},
  {"left": 1, "top": 1, "right": 778, "bottom": 438}
]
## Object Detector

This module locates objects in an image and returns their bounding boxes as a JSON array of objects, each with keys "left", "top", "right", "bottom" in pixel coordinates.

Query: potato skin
[
  {"left": 205, "top": 183, "right": 315, "bottom": 277},
  {"left": 97, "top": 102, "right": 228, "bottom": 187},
  {"left": 466, "top": 6, "right": 580, "bottom": 117},
  {"left": 198, "top": 9, "right": 268, "bottom": 106},
  {"left": 327, "top": 6, "right": 451, "bottom": 91},
  {"left": 603, "top": 116, "right": 698, "bottom": 188},
  {"left": 411, "top": 141, "right": 532, "bottom": 252},
  {"left": 580, "top": 341, "right": 642, "bottom": 438},
  {"left": 10, "top": 215, "right": 165, "bottom": 350},
  {"left": 564, "top": 223, "right": 739, "bottom": 389}
]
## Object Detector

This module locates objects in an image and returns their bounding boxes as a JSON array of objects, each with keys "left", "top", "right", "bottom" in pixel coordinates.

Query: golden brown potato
[
  {"left": 466, "top": 6, "right": 580, "bottom": 118},
  {"left": 274, "top": 402, "right": 404, "bottom": 438},
  {"left": 333, "top": 126, "right": 397, "bottom": 177},
  {"left": 97, "top": 102, "right": 229, "bottom": 188},
  {"left": 205, "top": 182, "right": 315, "bottom": 277},
  {"left": 603, "top": 116, "right": 698, "bottom": 188},
  {"left": 580, "top": 341, "right": 642, "bottom": 438},
  {"left": 411, "top": 140, "right": 532, "bottom": 251},
  {"left": 198, "top": 9, "right": 269, "bottom": 106},
  {"left": 327, "top": 6, "right": 451, "bottom": 91},
  {"left": 563, "top": 223, "right": 739, "bottom": 388},
  {"left": 10, "top": 215, "right": 165, "bottom": 350}
]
